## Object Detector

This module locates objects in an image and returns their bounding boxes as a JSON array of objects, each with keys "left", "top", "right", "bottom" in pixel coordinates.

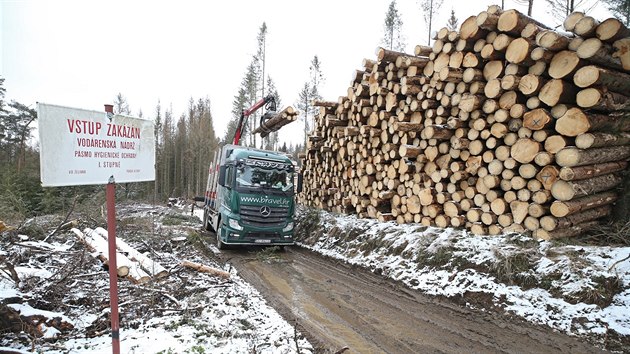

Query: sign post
[
  {"left": 103, "top": 104, "right": 120, "bottom": 354},
  {"left": 38, "top": 102, "right": 155, "bottom": 354}
]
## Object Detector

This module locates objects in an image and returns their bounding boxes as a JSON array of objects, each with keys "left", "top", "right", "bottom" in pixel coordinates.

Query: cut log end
[{"left": 549, "top": 51, "right": 582, "bottom": 79}]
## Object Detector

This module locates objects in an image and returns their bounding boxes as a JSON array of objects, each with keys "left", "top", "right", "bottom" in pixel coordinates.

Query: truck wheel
[
  {"left": 217, "top": 233, "right": 227, "bottom": 250},
  {"left": 203, "top": 210, "right": 211, "bottom": 231}
]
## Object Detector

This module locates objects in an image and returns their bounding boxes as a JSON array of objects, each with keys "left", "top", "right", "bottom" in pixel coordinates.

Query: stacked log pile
[
  {"left": 299, "top": 5, "right": 630, "bottom": 240},
  {"left": 252, "top": 106, "right": 299, "bottom": 138}
]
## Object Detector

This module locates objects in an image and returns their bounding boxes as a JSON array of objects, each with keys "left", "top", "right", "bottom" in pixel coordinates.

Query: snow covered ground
[
  {"left": 0, "top": 203, "right": 312, "bottom": 353},
  {"left": 3, "top": 201, "right": 629, "bottom": 352},
  {"left": 295, "top": 207, "right": 630, "bottom": 348}
]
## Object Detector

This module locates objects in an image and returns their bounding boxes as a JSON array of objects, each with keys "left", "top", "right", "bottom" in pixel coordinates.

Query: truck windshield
[{"left": 235, "top": 165, "right": 294, "bottom": 194}]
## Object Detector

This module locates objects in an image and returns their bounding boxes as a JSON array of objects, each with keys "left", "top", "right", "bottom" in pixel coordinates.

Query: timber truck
[{"left": 201, "top": 94, "right": 301, "bottom": 249}]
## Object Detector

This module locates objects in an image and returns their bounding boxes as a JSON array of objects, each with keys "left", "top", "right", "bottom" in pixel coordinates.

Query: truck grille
[
  {"left": 245, "top": 232, "right": 280, "bottom": 239},
  {"left": 240, "top": 205, "right": 290, "bottom": 227}
]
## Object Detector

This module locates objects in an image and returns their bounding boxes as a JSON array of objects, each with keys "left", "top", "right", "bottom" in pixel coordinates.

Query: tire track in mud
[{"left": 217, "top": 246, "right": 605, "bottom": 354}]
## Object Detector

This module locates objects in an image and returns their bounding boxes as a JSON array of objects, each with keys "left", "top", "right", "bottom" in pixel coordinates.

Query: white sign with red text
[{"left": 38, "top": 103, "right": 155, "bottom": 186}]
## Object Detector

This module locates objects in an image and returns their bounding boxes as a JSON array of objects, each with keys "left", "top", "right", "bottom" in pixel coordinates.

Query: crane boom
[{"left": 233, "top": 94, "right": 276, "bottom": 145}]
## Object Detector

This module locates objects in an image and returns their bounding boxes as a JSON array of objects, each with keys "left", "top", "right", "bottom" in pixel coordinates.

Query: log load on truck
[{"left": 201, "top": 94, "right": 302, "bottom": 249}]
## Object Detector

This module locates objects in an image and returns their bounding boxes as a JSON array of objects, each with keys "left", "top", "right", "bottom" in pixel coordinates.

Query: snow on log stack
[
  {"left": 299, "top": 5, "right": 630, "bottom": 240},
  {"left": 71, "top": 227, "right": 168, "bottom": 283}
]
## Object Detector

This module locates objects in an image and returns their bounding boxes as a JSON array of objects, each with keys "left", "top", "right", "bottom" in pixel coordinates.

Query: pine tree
[
  {"left": 0, "top": 77, "right": 6, "bottom": 142},
  {"left": 113, "top": 92, "right": 131, "bottom": 115},
  {"left": 382, "top": 0, "right": 406, "bottom": 51},
  {"left": 296, "top": 82, "right": 311, "bottom": 147},
  {"left": 420, "top": 0, "right": 444, "bottom": 45},
  {"left": 446, "top": 9, "right": 458, "bottom": 31},
  {"left": 226, "top": 85, "right": 249, "bottom": 144},
  {"left": 606, "top": 0, "right": 630, "bottom": 25},
  {"left": 310, "top": 56, "right": 324, "bottom": 100},
  {"left": 153, "top": 101, "right": 163, "bottom": 198},
  {"left": 244, "top": 59, "right": 259, "bottom": 147},
  {"left": 0, "top": 92, "right": 42, "bottom": 219},
  {"left": 263, "top": 75, "right": 282, "bottom": 150},
  {"left": 3, "top": 101, "right": 37, "bottom": 173},
  {"left": 256, "top": 22, "right": 268, "bottom": 103},
  {"left": 227, "top": 22, "right": 274, "bottom": 148},
  {"left": 296, "top": 55, "right": 325, "bottom": 149},
  {"left": 161, "top": 105, "right": 174, "bottom": 196}
]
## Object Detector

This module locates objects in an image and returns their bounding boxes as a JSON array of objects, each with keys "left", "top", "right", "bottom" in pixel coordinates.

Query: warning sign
[{"left": 38, "top": 103, "right": 155, "bottom": 186}]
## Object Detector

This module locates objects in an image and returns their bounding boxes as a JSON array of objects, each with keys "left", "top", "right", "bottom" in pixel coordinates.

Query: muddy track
[{"left": 214, "top": 245, "right": 605, "bottom": 354}]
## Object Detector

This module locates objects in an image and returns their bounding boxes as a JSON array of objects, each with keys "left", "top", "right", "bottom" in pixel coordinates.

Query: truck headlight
[
  {"left": 228, "top": 218, "right": 243, "bottom": 231},
  {"left": 282, "top": 222, "right": 294, "bottom": 232}
]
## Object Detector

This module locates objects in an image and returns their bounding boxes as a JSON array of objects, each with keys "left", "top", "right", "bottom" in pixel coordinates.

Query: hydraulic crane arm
[{"left": 233, "top": 94, "right": 277, "bottom": 145}]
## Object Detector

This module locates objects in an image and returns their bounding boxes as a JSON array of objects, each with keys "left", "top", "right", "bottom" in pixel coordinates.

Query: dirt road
[{"left": 217, "top": 246, "right": 605, "bottom": 354}]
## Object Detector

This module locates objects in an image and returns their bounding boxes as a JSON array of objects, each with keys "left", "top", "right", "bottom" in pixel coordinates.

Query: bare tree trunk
[
  {"left": 428, "top": 0, "right": 434, "bottom": 45},
  {"left": 17, "top": 116, "right": 35, "bottom": 174}
]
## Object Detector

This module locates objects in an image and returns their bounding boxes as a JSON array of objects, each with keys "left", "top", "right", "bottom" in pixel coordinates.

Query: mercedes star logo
[{"left": 260, "top": 206, "right": 271, "bottom": 217}]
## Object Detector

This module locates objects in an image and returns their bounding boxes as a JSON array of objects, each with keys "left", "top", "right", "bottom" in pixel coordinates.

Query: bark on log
[
  {"left": 533, "top": 220, "right": 599, "bottom": 240},
  {"left": 94, "top": 227, "right": 168, "bottom": 278},
  {"left": 577, "top": 38, "right": 626, "bottom": 72},
  {"left": 596, "top": 18, "right": 630, "bottom": 43},
  {"left": 540, "top": 205, "right": 611, "bottom": 232},
  {"left": 181, "top": 260, "right": 230, "bottom": 279},
  {"left": 550, "top": 191, "right": 618, "bottom": 217},
  {"left": 377, "top": 47, "right": 407, "bottom": 63},
  {"left": 555, "top": 108, "right": 630, "bottom": 137},
  {"left": 71, "top": 228, "right": 129, "bottom": 277},
  {"left": 573, "top": 65, "right": 630, "bottom": 93},
  {"left": 252, "top": 106, "right": 298, "bottom": 137},
  {"left": 576, "top": 88, "right": 630, "bottom": 111},
  {"left": 551, "top": 173, "right": 623, "bottom": 201},
  {"left": 555, "top": 146, "right": 630, "bottom": 167},
  {"left": 575, "top": 132, "right": 630, "bottom": 149},
  {"left": 559, "top": 161, "right": 628, "bottom": 181}
]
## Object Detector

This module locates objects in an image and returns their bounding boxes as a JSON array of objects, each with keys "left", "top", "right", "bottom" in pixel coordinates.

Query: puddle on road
[
  {"left": 255, "top": 264, "right": 294, "bottom": 301},
  {"left": 244, "top": 258, "right": 379, "bottom": 353}
]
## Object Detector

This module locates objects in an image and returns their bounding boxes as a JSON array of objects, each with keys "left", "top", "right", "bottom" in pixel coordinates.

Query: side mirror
[
  {"left": 297, "top": 173, "right": 303, "bottom": 193},
  {"left": 218, "top": 166, "right": 227, "bottom": 187}
]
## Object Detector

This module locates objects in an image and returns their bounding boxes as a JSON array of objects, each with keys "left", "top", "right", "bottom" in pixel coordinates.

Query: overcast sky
[{"left": 0, "top": 0, "right": 613, "bottom": 146}]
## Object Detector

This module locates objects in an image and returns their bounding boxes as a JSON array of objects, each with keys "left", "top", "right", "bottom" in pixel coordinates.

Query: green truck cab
[{"left": 202, "top": 144, "right": 301, "bottom": 249}]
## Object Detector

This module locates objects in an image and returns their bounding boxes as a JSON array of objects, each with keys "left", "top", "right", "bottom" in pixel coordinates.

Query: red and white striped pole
[{"left": 104, "top": 104, "right": 120, "bottom": 354}]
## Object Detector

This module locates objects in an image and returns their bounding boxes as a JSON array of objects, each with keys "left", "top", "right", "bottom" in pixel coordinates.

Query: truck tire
[
  {"left": 217, "top": 234, "right": 227, "bottom": 250},
  {"left": 203, "top": 210, "right": 213, "bottom": 232}
]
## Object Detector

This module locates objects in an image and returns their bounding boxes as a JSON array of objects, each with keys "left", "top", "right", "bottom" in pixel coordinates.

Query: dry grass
[
  {"left": 491, "top": 250, "right": 538, "bottom": 287},
  {"left": 581, "top": 219, "right": 630, "bottom": 247}
]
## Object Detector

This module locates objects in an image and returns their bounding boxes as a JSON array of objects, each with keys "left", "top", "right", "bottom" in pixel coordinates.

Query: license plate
[{"left": 254, "top": 239, "right": 272, "bottom": 244}]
